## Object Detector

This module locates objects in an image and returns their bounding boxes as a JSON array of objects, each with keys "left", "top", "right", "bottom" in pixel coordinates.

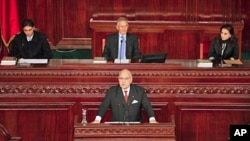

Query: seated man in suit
[
  {"left": 102, "top": 17, "right": 141, "bottom": 61},
  {"left": 8, "top": 19, "right": 52, "bottom": 59},
  {"left": 91, "top": 69, "right": 158, "bottom": 123}
]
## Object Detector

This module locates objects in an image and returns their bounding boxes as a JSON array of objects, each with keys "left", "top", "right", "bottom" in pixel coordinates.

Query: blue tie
[{"left": 119, "top": 36, "right": 126, "bottom": 59}]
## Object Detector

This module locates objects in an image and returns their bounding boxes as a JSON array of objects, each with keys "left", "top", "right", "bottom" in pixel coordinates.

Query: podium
[{"left": 74, "top": 123, "right": 175, "bottom": 141}]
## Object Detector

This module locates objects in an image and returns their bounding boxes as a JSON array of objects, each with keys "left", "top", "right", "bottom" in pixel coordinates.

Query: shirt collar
[
  {"left": 119, "top": 34, "right": 126, "bottom": 39},
  {"left": 27, "top": 34, "right": 34, "bottom": 41},
  {"left": 123, "top": 87, "right": 130, "bottom": 93}
]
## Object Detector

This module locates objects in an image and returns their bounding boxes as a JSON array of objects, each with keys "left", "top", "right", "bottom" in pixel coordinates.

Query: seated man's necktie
[{"left": 119, "top": 36, "right": 126, "bottom": 59}]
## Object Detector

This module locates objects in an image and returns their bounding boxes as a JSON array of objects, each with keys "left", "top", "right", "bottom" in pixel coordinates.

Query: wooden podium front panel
[
  {"left": 74, "top": 123, "right": 175, "bottom": 141},
  {"left": 175, "top": 102, "right": 250, "bottom": 141}
]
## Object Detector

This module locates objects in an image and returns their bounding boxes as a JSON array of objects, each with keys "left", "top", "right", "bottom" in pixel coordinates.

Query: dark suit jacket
[
  {"left": 8, "top": 31, "right": 53, "bottom": 59},
  {"left": 96, "top": 84, "right": 155, "bottom": 122},
  {"left": 208, "top": 37, "right": 239, "bottom": 60},
  {"left": 102, "top": 32, "right": 141, "bottom": 61}
]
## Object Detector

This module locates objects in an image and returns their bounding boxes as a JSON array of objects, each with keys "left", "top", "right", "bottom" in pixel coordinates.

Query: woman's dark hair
[
  {"left": 220, "top": 24, "right": 235, "bottom": 36},
  {"left": 216, "top": 23, "right": 238, "bottom": 43},
  {"left": 22, "top": 19, "right": 35, "bottom": 28}
]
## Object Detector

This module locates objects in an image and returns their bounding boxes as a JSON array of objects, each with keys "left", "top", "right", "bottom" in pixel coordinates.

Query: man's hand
[
  {"left": 149, "top": 120, "right": 159, "bottom": 124},
  {"left": 90, "top": 120, "right": 101, "bottom": 124}
]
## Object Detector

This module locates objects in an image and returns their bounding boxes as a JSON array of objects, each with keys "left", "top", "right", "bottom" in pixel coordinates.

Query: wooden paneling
[
  {"left": 15, "top": 0, "right": 250, "bottom": 52},
  {"left": 175, "top": 102, "right": 250, "bottom": 141},
  {"left": 163, "top": 30, "right": 201, "bottom": 59},
  {"left": 241, "top": 0, "right": 250, "bottom": 51},
  {"left": 0, "top": 102, "right": 75, "bottom": 141},
  {"left": 74, "top": 123, "right": 176, "bottom": 141},
  {"left": 0, "top": 59, "right": 250, "bottom": 141}
]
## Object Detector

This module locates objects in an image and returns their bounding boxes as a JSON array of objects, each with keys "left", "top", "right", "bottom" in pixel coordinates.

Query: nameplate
[
  {"left": 114, "top": 59, "right": 131, "bottom": 64},
  {"left": 18, "top": 59, "right": 48, "bottom": 64}
]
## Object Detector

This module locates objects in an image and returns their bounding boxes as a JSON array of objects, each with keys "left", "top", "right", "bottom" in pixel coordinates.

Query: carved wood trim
[
  {"left": 0, "top": 84, "right": 249, "bottom": 95},
  {"left": 74, "top": 123, "right": 175, "bottom": 138},
  {"left": 1, "top": 70, "right": 250, "bottom": 77}
]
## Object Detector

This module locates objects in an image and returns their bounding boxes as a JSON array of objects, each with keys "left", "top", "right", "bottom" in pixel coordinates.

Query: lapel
[
  {"left": 114, "top": 33, "right": 119, "bottom": 58},
  {"left": 125, "top": 33, "right": 131, "bottom": 58},
  {"left": 222, "top": 43, "right": 231, "bottom": 58},
  {"left": 127, "top": 85, "right": 137, "bottom": 105},
  {"left": 116, "top": 87, "right": 127, "bottom": 106},
  {"left": 215, "top": 44, "right": 221, "bottom": 56}
]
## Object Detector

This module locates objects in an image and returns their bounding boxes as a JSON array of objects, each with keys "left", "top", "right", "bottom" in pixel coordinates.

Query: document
[
  {"left": 18, "top": 58, "right": 48, "bottom": 64},
  {"left": 104, "top": 121, "right": 141, "bottom": 124},
  {"left": 197, "top": 59, "right": 213, "bottom": 68},
  {"left": 0, "top": 56, "right": 17, "bottom": 65},
  {"left": 93, "top": 57, "right": 107, "bottom": 63},
  {"left": 114, "top": 59, "right": 131, "bottom": 64},
  {"left": 223, "top": 59, "right": 243, "bottom": 65}
]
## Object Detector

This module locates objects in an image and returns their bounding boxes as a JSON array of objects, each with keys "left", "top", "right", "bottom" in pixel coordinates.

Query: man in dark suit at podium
[
  {"left": 91, "top": 69, "right": 157, "bottom": 123},
  {"left": 102, "top": 17, "right": 141, "bottom": 61}
]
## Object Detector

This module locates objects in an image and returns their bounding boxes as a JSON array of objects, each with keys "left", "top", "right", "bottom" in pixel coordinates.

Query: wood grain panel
[
  {"left": 0, "top": 102, "right": 75, "bottom": 141},
  {"left": 74, "top": 123, "right": 175, "bottom": 141},
  {"left": 15, "top": 0, "right": 250, "bottom": 52},
  {"left": 163, "top": 30, "right": 201, "bottom": 59},
  {"left": 175, "top": 102, "right": 250, "bottom": 141},
  {"left": 0, "top": 61, "right": 250, "bottom": 141}
]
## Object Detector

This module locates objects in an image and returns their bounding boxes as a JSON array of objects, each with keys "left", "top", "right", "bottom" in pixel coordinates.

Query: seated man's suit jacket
[
  {"left": 102, "top": 32, "right": 141, "bottom": 60},
  {"left": 8, "top": 31, "right": 52, "bottom": 59}
]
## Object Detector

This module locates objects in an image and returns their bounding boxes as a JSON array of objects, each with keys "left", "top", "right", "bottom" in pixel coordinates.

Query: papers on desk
[
  {"left": 114, "top": 59, "right": 131, "bottom": 64},
  {"left": 104, "top": 121, "right": 141, "bottom": 124},
  {"left": 18, "top": 58, "right": 48, "bottom": 64},
  {"left": 197, "top": 59, "right": 213, "bottom": 68},
  {"left": 0, "top": 56, "right": 17, "bottom": 65},
  {"left": 93, "top": 57, "right": 107, "bottom": 63},
  {"left": 224, "top": 59, "right": 243, "bottom": 65}
]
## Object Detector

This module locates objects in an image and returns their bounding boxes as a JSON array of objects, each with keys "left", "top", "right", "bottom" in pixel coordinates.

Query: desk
[
  {"left": 0, "top": 59, "right": 250, "bottom": 141},
  {"left": 74, "top": 123, "right": 175, "bottom": 141}
]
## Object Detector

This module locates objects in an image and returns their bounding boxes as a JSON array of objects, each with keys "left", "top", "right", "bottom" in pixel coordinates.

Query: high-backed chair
[{"left": 199, "top": 40, "right": 211, "bottom": 59}]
